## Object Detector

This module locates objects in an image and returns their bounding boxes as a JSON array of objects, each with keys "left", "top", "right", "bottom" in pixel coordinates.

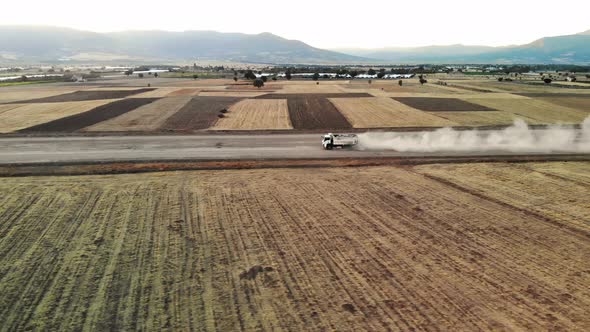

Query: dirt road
[{"left": 0, "top": 132, "right": 587, "bottom": 164}]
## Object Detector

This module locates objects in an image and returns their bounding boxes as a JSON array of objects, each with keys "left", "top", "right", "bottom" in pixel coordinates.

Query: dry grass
[
  {"left": 212, "top": 99, "right": 292, "bottom": 130},
  {"left": 0, "top": 99, "right": 119, "bottom": 133},
  {"left": 467, "top": 98, "right": 589, "bottom": 124},
  {"left": 280, "top": 83, "right": 349, "bottom": 94},
  {"left": 84, "top": 96, "right": 191, "bottom": 132},
  {"left": 0, "top": 164, "right": 588, "bottom": 330},
  {"left": 165, "top": 88, "right": 201, "bottom": 97},
  {"left": 432, "top": 111, "right": 518, "bottom": 126},
  {"left": 535, "top": 96, "right": 590, "bottom": 111},
  {"left": 329, "top": 97, "right": 456, "bottom": 128}
]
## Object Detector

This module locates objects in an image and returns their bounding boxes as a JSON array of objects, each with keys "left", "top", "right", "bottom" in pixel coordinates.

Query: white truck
[{"left": 322, "top": 133, "right": 358, "bottom": 150}]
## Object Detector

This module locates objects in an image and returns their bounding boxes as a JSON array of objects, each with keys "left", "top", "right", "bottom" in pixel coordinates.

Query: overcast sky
[{"left": 3, "top": 0, "right": 589, "bottom": 49}]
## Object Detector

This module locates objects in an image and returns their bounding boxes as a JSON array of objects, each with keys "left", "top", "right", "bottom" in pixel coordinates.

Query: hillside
[{"left": 0, "top": 26, "right": 369, "bottom": 64}]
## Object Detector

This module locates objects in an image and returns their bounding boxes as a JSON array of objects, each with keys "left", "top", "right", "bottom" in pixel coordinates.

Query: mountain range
[{"left": 0, "top": 26, "right": 589, "bottom": 65}]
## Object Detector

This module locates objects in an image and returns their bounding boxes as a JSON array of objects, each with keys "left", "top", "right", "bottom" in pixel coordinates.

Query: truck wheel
[{"left": 326, "top": 144, "right": 333, "bottom": 150}]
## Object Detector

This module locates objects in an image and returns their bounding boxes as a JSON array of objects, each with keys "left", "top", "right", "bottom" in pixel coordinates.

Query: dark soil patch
[
  {"left": 255, "top": 93, "right": 372, "bottom": 99},
  {"left": 287, "top": 96, "right": 352, "bottom": 130},
  {"left": 10, "top": 88, "right": 156, "bottom": 103},
  {"left": 393, "top": 97, "right": 497, "bottom": 112},
  {"left": 19, "top": 98, "right": 158, "bottom": 132},
  {"left": 239, "top": 265, "right": 274, "bottom": 280},
  {"left": 342, "top": 303, "right": 356, "bottom": 313},
  {"left": 161, "top": 96, "right": 242, "bottom": 131}
]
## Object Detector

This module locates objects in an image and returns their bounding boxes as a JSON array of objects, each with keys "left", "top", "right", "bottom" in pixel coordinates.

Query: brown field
[
  {"left": 161, "top": 96, "right": 242, "bottom": 131},
  {"left": 165, "top": 88, "right": 201, "bottom": 97},
  {"left": 0, "top": 100, "right": 119, "bottom": 133},
  {"left": 393, "top": 97, "right": 498, "bottom": 112},
  {"left": 212, "top": 99, "right": 292, "bottom": 130},
  {"left": 431, "top": 111, "right": 518, "bottom": 126},
  {"left": 330, "top": 97, "right": 456, "bottom": 128},
  {"left": 127, "top": 88, "right": 185, "bottom": 98},
  {"left": 0, "top": 88, "right": 78, "bottom": 103},
  {"left": 9, "top": 89, "right": 155, "bottom": 103},
  {"left": 20, "top": 98, "right": 158, "bottom": 132},
  {"left": 198, "top": 91, "right": 268, "bottom": 97},
  {"left": 286, "top": 96, "right": 352, "bottom": 130},
  {"left": 256, "top": 93, "right": 372, "bottom": 99},
  {"left": 84, "top": 96, "right": 192, "bottom": 132},
  {"left": 467, "top": 98, "right": 589, "bottom": 124},
  {"left": 346, "top": 81, "right": 453, "bottom": 94},
  {"left": 0, "top": 163, "right": 588, "bottom": 330}
]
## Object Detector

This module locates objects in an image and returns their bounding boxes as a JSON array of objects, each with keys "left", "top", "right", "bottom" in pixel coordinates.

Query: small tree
[
  {"left": 272, "top": 76, "right": 277, "bottom": 81},
  {"left": 377, "top": 72, "right": 385, "bottom": 79},
  {"left": 244, "top": 70, "right": 256, "bottom": 80},
  {"left": 368, "top": 79, "right": 372, "bottom": 84},
  {"left": 586, "top": 74, "right": 590, "bottom": 79},
  {"left": 285, "top": 71, "right": 292, "bottom": 80},
  {"left": 398, "top": 80, "right": 403, "bottom": 86},
  {"left": 138, "top": 73, "right": 144, "bottom": 78},
  {"left": 21, "top": 75, "right": 28, "bottom": 82},
  {"left": 193, "top": 74, "right": 198, "bottom": 80},
  {"left": 419, "top": 78, "right": 427, "bottom": 85},
  {"left": 233, "top": 76, "right": 238, "bottom": 82},
  {"left": 312, "top": 73, "right": 320, "bottom": 81},
  {"left": 367, "top": 68, "right": 376, "bottom": 75},
  {"left": 261, "top": 76, "right": 268, "bottom": 82},
  {"left": 154, "top": 72, "right": 158, "bottom": 78},
  {"left": 124, "top": 70, "right": 133, "bottom": 76},
  {"left": 253, "top": 78, "right": 264, "bottom": 88},
  {"left": 498, "top": 77, "right": 504, "bottom": 82},
  {"left": 543, "top": 78, "right": 552, "bottom": 84}
]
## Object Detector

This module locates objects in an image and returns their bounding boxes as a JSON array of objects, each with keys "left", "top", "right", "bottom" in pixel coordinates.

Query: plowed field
[
  {"left": 212, "top": 99, "right": 292, "bottom": 130},
  {"left": 19, "top": 98, "right": 158, "bottom": 132},
  {"left": 10, "top": 89, "right": 155, "bottom": 103},
  {"left": 161, "top": 96, "right": 242, "bottom": 131},
  {"left": 0, "top": 163, "right": 588, "bottom": 330},
  {"left": 84, "top": 97, "right": 192, "bottom": 132},
  {"left": 0, "top": 100, "right": 119, "bottom": 133},
  {"left": 330, "top": 97, "right": 456, "bottom": 128},
  {"left": 286, "top": 96, "right": 352, "bottom": 130}
]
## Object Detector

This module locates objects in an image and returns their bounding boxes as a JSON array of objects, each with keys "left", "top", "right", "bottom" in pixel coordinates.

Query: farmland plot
[
  {"left": 20, "top": 98, "right": 158, "bottom": 132},
  {"left": 330, "top": 97, "right": 456, "bottom": 128},
  {"left": 212, "top": 99, "right": 292, "bottom": 130},
  {"left": 127, "top": 88, "right": 185, "bottom": 98},
  {"left": 0, "top": 100, "right": 119, "bottom": 133},
  {"left": 161, "top": 96, "right": 242, "bottom": 131},
  {"left": 467, "top": 98, "right": 589, "bottom": 124},
  {"left": 286, "top": 96, "right": 352, "bottom": 130},
  {"left": 84, "top": 96, "right": 191, "bottom": 132},
  {"left": 393, "top": 97, "right": 497, "bottom": 112},
  {"left": 10, "top": 89, "right": 155, "bottom": 103},
  {"left": 416, "top": 162, "right": 590, "bottom": 233},
  {"left": 0, "top": 165, "right": 588, "bottom": 331},
  {"left": 534, "top": 96, "right": 590, "bottom": 111},
  {"left": 431, "top": 111, "right": 517, "bottom": 126},
  {"left": 0, "top": 88, "right": 78, "bottom": 103},
  {"left": 165, "top": 88, "right": 201, "bottom": 97}
]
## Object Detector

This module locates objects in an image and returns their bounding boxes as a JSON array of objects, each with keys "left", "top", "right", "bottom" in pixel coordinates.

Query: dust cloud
[{"left": 357, "top": 116, "right": 590, "bottom": 153}]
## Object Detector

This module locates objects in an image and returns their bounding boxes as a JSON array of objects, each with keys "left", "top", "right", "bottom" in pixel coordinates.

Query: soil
[
  {"left": 393, "top": 97, "right": 498, "bottom": 112},
  {"left": 161, "top": 96, "right": 242, "bottom": 131},
  {"left": 8, "top": 88, "right": 155, "bottom": 103},
  {"left": 19, "top": 98, "right": 158, "bottom": 132},
  {"left": 286, "top": 96, "right": 352, "bottom": 130},
  {"left": 255, "top": 93, "right": 372, "bottom": 99}
]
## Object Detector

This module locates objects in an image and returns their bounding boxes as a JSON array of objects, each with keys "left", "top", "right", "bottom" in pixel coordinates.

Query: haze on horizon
[{"left": 2, "top": 0, "right": 589, "bottom": 49}]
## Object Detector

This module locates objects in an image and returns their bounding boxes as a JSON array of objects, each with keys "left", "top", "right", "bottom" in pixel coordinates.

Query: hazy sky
[{"left": 3, "top": 0, "right": 589, "bottom": 48}]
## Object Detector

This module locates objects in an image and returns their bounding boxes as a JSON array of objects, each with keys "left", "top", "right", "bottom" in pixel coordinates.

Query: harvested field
[
  {"left": 286, "top": 96, "right": 352, "bottom": 130},
  {"left": 0, "top": 88, "right": 78, "bottom": 103},
  {"left": 330, "top": 97, "right": 456, "bottom": 128},
  {"left": 0, "top": 104, "right": 26, "bottom": 116},
  {"left": 212, "top": 99, "right": 292, "bottom": 130},
  {"left": 161, "top": 96, "right": 242, "bottom": 131},
  {"left": 467, "top": 98, "right": 589, "bottom": 124},
  {"left": 0, "top": 164, "right": 588, "bottom": 330},
  {"left": 535, "top": 96, "right": 590, "bottom": 111},
  {"left": 165, "top": 88, "right": 201, "bottom": 97},
  {"left": 393, "top": 97, "right": 497, "bottom": 112},
  {"left": 431, "top": 111, "right": 518, "bottom": 126},
  {"left": 127, "top": 88, "right": 185, "bottom": 98},
  {"left": 256, "top": 93, "right": 372, "bottom": 99},
  {"left": 9, "top": 88, "right": 155, "bottom": 103},
  {"left": 346, "top": 82, "right": 452, "bottom": 94},
  {"left": 225, "top": 83, "right": 280, "bottom": 91},
  {"left": 84, "top": 96, "right": 192, "bottom": 132},
  {"left": 280, "top": 83, "right": 349, "bottom": 93},
  {"left": 19, "top": 98, "right": 157, "bottom": 132},
  {"left": 198, "top": 91, "right": 267, "bottom": 97},
  {"left": 0, "top": 100, "right": 119, "bottom": 133}
]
